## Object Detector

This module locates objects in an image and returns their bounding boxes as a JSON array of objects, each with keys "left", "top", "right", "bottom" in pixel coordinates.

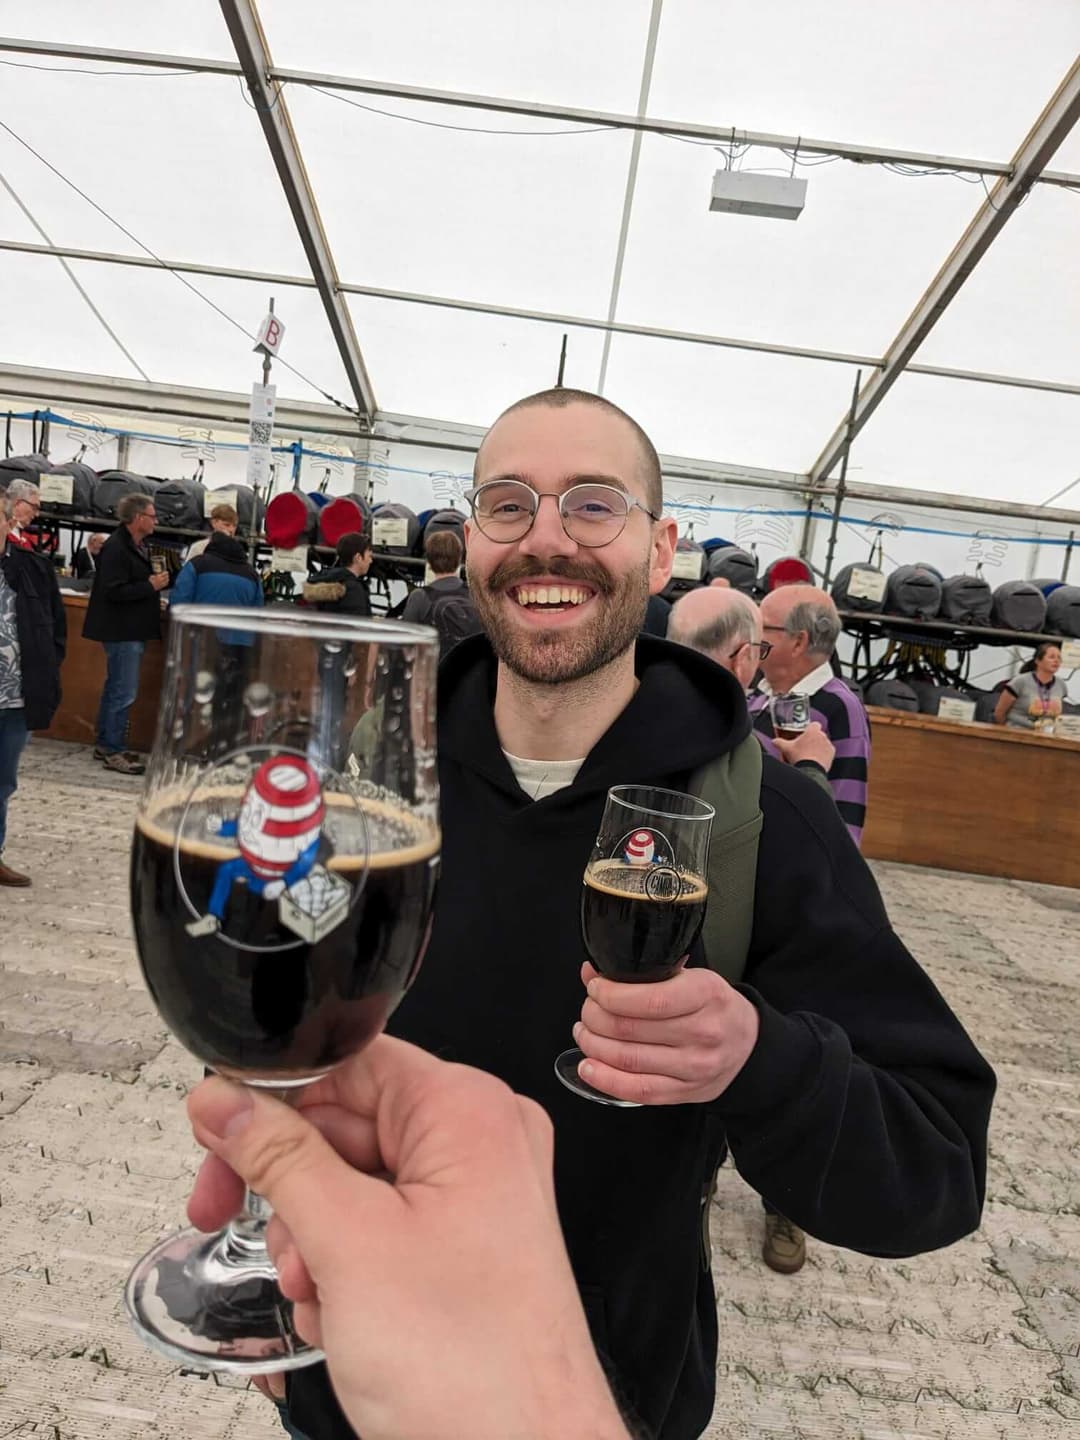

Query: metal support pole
[
  {"left": 262, "top": 298, "right": 274, "bottom": 390},
  {"left": 822, "top": 370, "right": 863, "bottom": 586},
  {"left": 250, "top": 296, "right": 274, "bottom": 565},
  {"left": 1063, "top": 530, "right": 1075, "bottom": 583},
  {"left": 556, "top": 333, "right": 568, "bottom": 387}
]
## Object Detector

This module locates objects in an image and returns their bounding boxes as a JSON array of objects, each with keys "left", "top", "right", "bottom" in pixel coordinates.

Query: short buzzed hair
[
  {"left": 425, "top": 529, "right": 462, "bottom": 576},
  {"left": 117, "top": 493, "right": 154, "bottom": 524},
  {"left": 479, "top": 388, "right": 663, "bottom": 516},
  {"left": 670, "top": 590, "right": 759, "bottom": 658}
]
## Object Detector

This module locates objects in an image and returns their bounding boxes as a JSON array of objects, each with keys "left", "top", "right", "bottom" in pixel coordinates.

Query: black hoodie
[{"left": 287, "top": 635, "right": 994, "bottom": 1440}]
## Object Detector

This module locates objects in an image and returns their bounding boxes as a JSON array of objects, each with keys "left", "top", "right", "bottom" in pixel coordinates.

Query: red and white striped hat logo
[
  {"left": 625, "top": 830, "right": 656, "bottom": 866},
  {"left": 238, "top": 756, "right": 326, "bottom": 879}
]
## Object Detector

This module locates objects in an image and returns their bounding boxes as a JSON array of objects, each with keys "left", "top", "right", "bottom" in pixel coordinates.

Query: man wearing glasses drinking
[
  {"left": 749, "top": 584, "right": 871, "bottom": 845},
  {"left": 232, "top": 388, "right": 992, "bottom": 1440}
]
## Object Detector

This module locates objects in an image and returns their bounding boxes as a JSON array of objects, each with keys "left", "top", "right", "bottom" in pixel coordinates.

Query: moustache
[{"left": 483, "top": 556, "right": 616, "bottom": 597}]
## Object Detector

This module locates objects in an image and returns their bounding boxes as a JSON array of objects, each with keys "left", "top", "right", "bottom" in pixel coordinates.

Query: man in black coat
[
  {"left": 204, "top": 390, "right": 994, "bottom": 1440},
  {"left": 83, "top": 493, "right": 168, "bottom": 775},
  {"left": 303, "top": 531, "right": 373, "bottom": 617},
  {"left": 0, "top": 493, "right": 66, "bottom": 885}
]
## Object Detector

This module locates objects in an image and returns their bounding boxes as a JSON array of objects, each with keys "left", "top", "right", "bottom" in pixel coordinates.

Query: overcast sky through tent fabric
[{"left": 0, "top": 0, "right": 1077, "bottom": 506}]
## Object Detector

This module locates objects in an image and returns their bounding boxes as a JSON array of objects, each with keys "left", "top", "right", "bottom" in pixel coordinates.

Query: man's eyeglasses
[
  {"left": 466, "top": 480, "right": 660, "bottom": 548},
  {"left": 730, "top": 639, "right": 773, "bottom": 661}
]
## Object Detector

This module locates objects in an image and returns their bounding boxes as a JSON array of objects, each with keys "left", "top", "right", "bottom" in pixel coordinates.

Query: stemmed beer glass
[
  {"left": 125, "top": 606, "right": 439, "bottom": 1371},
  {"left": 555, "top": 785, "right": 714, "bottom": 1107}
]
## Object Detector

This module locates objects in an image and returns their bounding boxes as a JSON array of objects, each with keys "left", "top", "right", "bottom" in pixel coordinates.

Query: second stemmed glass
[{"left": 555, "top": 785, "right": 714, "bottom": 1108}]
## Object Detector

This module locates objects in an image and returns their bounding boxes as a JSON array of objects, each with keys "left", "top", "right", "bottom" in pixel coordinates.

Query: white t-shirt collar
[{"left": 503, "top": 750, "right": 585, "bottom": 802}]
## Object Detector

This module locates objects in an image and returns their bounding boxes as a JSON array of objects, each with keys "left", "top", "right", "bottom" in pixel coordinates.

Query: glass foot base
[
  {"left": 125, "top": 1226, "right": 325, "bottom": 1374},
  {"left": 554, "top": 1048, "right": 642, "bottom": 1108}
]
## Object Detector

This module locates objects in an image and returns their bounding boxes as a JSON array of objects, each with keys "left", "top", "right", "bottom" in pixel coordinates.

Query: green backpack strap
[{"left": 689, "top": 735, "right": 763, "bottom": 985}]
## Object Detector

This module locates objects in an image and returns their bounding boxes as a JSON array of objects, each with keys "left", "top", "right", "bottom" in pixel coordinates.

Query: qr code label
[{"left": 250, "top": 420, "right": 272, "bottom": 447}]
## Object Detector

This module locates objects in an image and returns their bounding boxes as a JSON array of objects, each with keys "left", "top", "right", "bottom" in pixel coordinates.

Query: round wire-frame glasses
[{"left": 466, "top": 479, "right": 660, "bottom": 548}]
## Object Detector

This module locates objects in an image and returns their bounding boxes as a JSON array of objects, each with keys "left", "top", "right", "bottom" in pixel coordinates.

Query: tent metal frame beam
[
  {"left": 4, "top": 237, "right": 1077, "bottom": 400},
  {"left": 808, "top": 57, "right": 1080, "bottom": 484},
  {"left": 3, "top": 36, "right": 1080, "bottom": 190},
  {"left": 215, "top": 0, "right": 377, "bottom": 424},
  {"left": 596, "top": 0, "right": 664, "bottom": 395},
  {"left": 2, "top": 362, "right": 1079, "bottom": 530}
]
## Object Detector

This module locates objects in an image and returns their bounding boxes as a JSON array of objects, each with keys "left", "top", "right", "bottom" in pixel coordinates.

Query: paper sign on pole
[
  {"left": 1061, "top": 639, "right": 1080, "bottom": 668},
  {"left": 247, "top": 382, "right": 277, "bottom": 492},
  {"left": 39, "top": 473, "right": 74, "bottom": 506},
  {"left": 937, "top": 697, "right": 976, "bottom": 724},
  {"left": 206, "top": 488, "right": 238, "bottom": 518},
  {"left": 271, "top": 545, "right": 309, "bottom": 572},
  {"left": 254, "top": 313, "right": 286, "bottom": 356},
  {"left": 373, "top": 517, "right": 410, "bottom": 548}
]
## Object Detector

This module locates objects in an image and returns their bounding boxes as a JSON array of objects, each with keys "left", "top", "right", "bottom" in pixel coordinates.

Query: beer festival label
[
  {"left": 611, "top": 827, "right": 683, "bottom": 902},
  {"left": 177, "top": 749, "right": 362, "bottom": 953}
]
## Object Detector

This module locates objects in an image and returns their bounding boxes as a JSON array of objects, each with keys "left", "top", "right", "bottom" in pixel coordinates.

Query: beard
[{"left": 468, "top": 553, "right": 651, "bottom": 685}]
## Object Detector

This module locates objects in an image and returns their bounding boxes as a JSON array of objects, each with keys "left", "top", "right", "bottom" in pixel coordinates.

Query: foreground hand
[
  {"left": 574, "top": 961, "right": 760, "bottom": 1105},
  {"left": 186, "top": 1037, "right": 627, "bottom": 1440},
  {"left": 773, "top": 721, "right": 834, "bottom": 773},
  {"left": 150, "top": 570, "right": 169, "bottom": 591}
]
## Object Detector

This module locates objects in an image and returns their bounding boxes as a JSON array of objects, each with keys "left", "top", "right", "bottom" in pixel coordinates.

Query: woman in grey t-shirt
[{"left": 995, "top": 643, "right": 1068, "bottom": 730}]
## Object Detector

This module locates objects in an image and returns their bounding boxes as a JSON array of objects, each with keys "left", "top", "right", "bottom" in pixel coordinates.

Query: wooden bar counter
[
  {"left": 862, "top": 706, "right": 1080, "bottom": 888},
  {"left": 39, "top": 593, "right": 166, "bottom": 752}
]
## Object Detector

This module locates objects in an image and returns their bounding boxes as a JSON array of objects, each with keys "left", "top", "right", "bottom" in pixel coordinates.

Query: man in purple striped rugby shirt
[{"left": 750, "top": 585, "right": 871, "bottom": 847}]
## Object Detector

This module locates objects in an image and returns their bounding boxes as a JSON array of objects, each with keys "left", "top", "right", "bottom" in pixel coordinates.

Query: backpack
[
  {"left": 689, "top": 734, "right": 763, "bottom": 984},
  {"left": 425, "top": 583, "right": 483, "bottom": 656},
  {"left": 689, "top": 735, "right": 762, "bottom": 1254}
]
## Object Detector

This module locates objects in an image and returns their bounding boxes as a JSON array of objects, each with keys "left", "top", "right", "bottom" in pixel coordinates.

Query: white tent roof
[{"left": 0, "top": 0, "right": 1077, "bottom": 507}]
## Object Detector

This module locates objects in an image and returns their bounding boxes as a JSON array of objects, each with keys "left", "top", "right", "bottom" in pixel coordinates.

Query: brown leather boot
[{"left": 0, "top": 861, "right": 31, "bottom": 887}]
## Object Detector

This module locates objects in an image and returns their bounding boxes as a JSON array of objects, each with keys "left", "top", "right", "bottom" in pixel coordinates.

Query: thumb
[{"left": 188, "top": 1078, "right": 384, "bottom": 1275}]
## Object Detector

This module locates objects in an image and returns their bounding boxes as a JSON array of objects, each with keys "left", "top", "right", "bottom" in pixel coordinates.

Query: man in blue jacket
[{"left": 171, "top": 528, "right": 263, "bottom": 757}]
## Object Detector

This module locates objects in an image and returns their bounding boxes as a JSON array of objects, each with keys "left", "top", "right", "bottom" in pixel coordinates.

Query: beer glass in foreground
[
  {"left": 125, "top": 606, "right": 440, "bottom": 1372},
  {"left": 555, "top": 785, "right": 714, "bottom": 1107}
]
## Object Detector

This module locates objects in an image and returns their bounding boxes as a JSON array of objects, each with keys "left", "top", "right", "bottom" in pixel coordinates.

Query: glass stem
[
  {"left": 217, "top": 1084, "right": 297, "bottom": 1269},
  {"left": 221, "top": 1189, "right": 274, "bottom": 1266}
]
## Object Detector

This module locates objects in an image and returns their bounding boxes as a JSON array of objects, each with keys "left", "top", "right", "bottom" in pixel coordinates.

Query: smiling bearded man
[
  {"left": 466, "top": 390, "right": 663, "bottom": 688},
  {"left": 226, "top": 388, "right": 993, "bottom": 1440}
]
